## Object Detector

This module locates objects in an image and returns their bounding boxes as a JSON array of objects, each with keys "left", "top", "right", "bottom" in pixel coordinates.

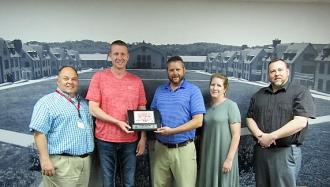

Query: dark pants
[
  {"left": 254, "top": 144, "right": 302, "bottom": 187},
  {"left": 96, "top": 139, "right": 137, "bottom": 187}
]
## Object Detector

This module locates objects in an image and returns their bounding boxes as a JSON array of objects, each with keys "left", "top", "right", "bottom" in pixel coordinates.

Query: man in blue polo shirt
[{"left": 150, "top": 56, "right": 206, "bottom": 187}]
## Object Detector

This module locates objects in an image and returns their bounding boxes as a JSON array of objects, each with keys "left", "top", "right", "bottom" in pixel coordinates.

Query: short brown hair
[
  {"left": 110, "top": 40, "right": 128, "bottom": 52},
  {"left": 268, "top": 58, "right": 289, "bottom": 69},
  {"left": 166, "top": 56, "right": 185, "bottom": 69}
]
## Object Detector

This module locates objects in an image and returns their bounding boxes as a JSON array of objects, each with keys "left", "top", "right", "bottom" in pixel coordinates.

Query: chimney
[
  {"left": 241, "top": 44, "right": 248, "bottom": 50},
  {"left": 13, "top": 39, "right": 22, "bottom": 52},
  {"left": 272, "top": 38, "right": 281, "bottom": 48},
  {"left": 272, "top": 38, "right": 281, "bottom": 59}
]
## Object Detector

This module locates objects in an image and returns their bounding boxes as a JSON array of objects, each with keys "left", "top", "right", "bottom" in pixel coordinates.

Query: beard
[
  {"left": 169, "top": 76, "right": 184, "bottom": 86},
  {"left": 271, "top": 79, "right": 288, "bottom": 90}
]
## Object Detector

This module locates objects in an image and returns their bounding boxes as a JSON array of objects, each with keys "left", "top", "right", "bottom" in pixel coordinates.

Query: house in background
[
  {"left": 21, "top": 44, "right": 41, "bottom": 80},
  {"left": 49, "top": 47, "right": 65, "bottom": 75},
  {"left": 67, "top": 50, "right": 81, "bottom": 71},
  {"left": 205, "top": 52, "right": 220, "bottom": 73},
  {"left": 79, "top": 53, "right": 109, "bottom": 69},
  {"left": 0, "top": 38, "right": 11, "bottom": 83},
  {"left": 7, "top": 41, "right": 22, "bottom": 82},
  {"left": 282, "top": 43, "right": 318, "bottom": 89},
  {"left": 128, "top": 42, "right": 166, "bottom": 69},
  {"left": 220, "top": 51, "right": 238, "bottom": 76},
  {"left": 180, "top": 56, "right": 206, "bottom": 70},
  {"left": 314, "top": 44, "right": 330, "bottom": 93},
  {"left": 29, "top": 44, "right": 51, "bottom": 77},
  {"left": 241, "top": 48, "right": 266, "bottom": 81}
]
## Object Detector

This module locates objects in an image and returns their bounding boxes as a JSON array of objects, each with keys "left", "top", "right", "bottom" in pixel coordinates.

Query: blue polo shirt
[{"left": 151, "top": 79, "right": 206, "bottom": 144}]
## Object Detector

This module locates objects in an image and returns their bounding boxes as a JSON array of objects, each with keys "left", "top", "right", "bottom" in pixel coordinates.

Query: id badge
[{"left": 77, "top": 120, "right": 85, "bottom": 129}]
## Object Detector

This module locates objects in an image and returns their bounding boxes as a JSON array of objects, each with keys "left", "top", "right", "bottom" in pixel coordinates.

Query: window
[
  {"left": 5, "top": 60, "right": 9, "bottom": 69},
  {"left": 301, "top": 65, "right": 315, "bottom": 74},
  {"left": 318, "top": 79, "right": 324, "bottom": 90},
  {"left": 137, "top": 55, "right": 141, "bottom": 63},
  {"left": 25, "top": 61, "right": 30, "bottom": 67},
  {"left": 319, "top": 63, "right": 325, "bottom": 74},
  {"left": 328, "top": 64, "right": 330, "bottom": 75},
  {"left": 326, "top": 80, "right": 330, "bottom": 92}
]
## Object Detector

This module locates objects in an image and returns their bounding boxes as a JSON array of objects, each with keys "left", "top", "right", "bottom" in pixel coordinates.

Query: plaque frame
[{"left": 128, "top": 110, "right": 161, "bottom": 131}]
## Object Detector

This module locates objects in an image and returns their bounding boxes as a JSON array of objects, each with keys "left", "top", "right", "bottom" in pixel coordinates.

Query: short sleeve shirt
[
  {"left": 150, "top": 80, "right": 206, "bottom": 144},
  {"left": 247, "top": 81, "right": 315, "bottom": 146},
  {"left": 86, "top": 69, "right": 147, "bottom": 142},
  {"left": 29, "top": 91, "right": 94, "bottom": 155}
]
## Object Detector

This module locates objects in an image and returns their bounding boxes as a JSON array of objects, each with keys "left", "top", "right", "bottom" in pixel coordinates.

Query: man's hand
[
  {"left": 116, "top": 121, "right": 133, "bottom": 134},
  {"left": 40, "top": 157, "right": 56, "bottom": 176},
  {"left": 257, "top": 133, "right": 276, "bottom": 147},
  {"left": 154, "top": 127, "right": 175, "bottom": 136},
  {"left": 136, "top": 137, "right": 146, "bottom": 156}
]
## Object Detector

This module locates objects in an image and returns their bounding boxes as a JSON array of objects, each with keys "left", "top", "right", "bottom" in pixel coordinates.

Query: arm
[
  {"left": 269, "top": 116, "right": 308, "bottom": 141},
  {"left": 251, "top": 116, "right": 308, "bottom": 147},
  {"left": 223, "top": 122, "right": 241, "bottom": 173},
  {"left": 34, "top": 131, "right": 55, "bottom": 176},
  {"left": 156, "top": 113, "right": 203, "bottom": 135},
  {"left": 89, "top": 101, "right": 132, "bottom": 133},
  {"left": 136, "top": 105, "right": 147, "bottom": 156},
  {"left": 246, "top": 117, "right": 263, "bottom": 138},
  {"left": 246, "top": 117, "right": 272, "bottom": 147}
]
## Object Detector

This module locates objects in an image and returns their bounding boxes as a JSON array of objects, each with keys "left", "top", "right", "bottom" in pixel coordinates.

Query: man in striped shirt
[
  {"left": 151, "top": 56, "right": 206, "bottom": 187},
  {"left": 29, "top": 66, "right": 94, "bottom": 187}
]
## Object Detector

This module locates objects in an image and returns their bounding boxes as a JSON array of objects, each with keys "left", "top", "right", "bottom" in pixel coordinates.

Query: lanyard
[{"left": 55, "top": 90, "right": 81, "bottom": 119}]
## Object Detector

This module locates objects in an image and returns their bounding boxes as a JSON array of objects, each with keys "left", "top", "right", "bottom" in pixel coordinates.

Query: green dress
[{"left": 198, "top": 99, "right": 241, "bottom": 187}]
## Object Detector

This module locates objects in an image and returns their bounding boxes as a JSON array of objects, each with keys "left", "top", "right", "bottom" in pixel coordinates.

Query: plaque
[{"left": 128, "top": 110, "right": 161, "bottom": 131}]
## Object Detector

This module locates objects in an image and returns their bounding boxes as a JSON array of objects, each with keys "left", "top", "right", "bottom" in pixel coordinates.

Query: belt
[
  {"left": 58, "top": 153, "right": 90, "bottom": 158},
  {"left": 157, "top": 139, "right": 194, "bottom": 148}
]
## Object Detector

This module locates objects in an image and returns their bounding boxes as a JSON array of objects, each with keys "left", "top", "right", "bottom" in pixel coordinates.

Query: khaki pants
[
  {"left": 43, "top": 155, "right": 91, "bottom": 187},
  {"left": 152, "top": 140, "right": 197, "bottom": 187}
]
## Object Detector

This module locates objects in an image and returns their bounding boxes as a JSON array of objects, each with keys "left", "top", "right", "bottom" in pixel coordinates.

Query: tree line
[{"left": 27, "top": 40, "right": 241, "bottom": 56}]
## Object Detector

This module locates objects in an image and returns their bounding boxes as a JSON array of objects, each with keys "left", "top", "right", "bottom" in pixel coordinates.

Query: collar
[
  {"left": 164, "top": 79, "right": 187, "bottom": 91},
  {"left": 265, "top": 81, "right": 290, "bottom": 94},
  {"left": 56, "top": 88, "right": 79, "bottom": 100}
]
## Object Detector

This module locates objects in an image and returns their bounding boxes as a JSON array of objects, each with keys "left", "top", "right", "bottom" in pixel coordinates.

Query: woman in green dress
[{"left": 198, "top": 73, "right": 241, "bottom": 187}]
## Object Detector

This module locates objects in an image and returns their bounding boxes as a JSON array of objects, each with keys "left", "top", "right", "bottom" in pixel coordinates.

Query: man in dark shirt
[{"left": 246, "top": 58, "right": 315, "bottom": 187}]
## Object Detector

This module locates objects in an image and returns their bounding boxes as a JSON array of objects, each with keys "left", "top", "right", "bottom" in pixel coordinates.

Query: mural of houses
[
  {"left": 79, "top": 53, "right": 109, "bottom": 69},
  {"left": 49, "top": 48, "right": 64, "bottom": 75},
  {"left": 128, "top": 42, "right": 166, "bottom": 69},
  {"left": 29, "top": 44, "right": 51, "bottom": 77},
  {"left": 7, "top": 41, "right": 22, "bottom": 82},
  {"left": 0, "top": 38, "right": 12, "bottom": 83},
  {"left": 180, "top": 56, "right": 206, "bottom": 70},
  {"left": 281, "top": 43, "right": 318, "bottom": 89},
  {"left": 241, "top": 48, "right": 266, "bottom": 81},
  {"left": 205, "top": 52, "right": 220, "bottom": 73},
  {"left": 220, "top": 51, "right": 238, "bottom": 76},
  {"left": 21, "top": 44, "right": 42, "bottom": 80},
  {"left": 67, "top": 50, "right": 81, "bottom": 70},
  {"left": 314, "top": 44, "right": 330, "bottom": 93}
]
